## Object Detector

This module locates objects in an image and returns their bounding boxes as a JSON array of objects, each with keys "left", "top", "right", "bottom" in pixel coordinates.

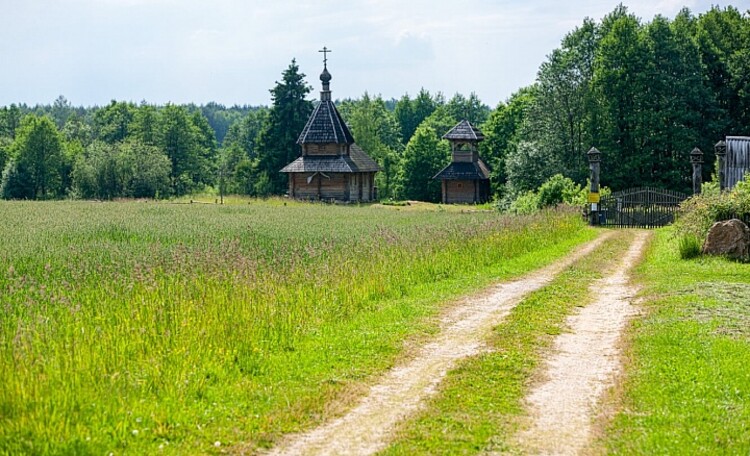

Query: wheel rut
[{"left": 514, "top": 230, "right": 649, "bottom": 455}]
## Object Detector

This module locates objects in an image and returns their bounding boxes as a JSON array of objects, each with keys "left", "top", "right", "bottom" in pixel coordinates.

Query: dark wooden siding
[
  {"left": 445, "top": 180, "right": 476, "bottom": 204},
  {"left": 304, "top": 144, "right": 346, "bottom": 156},
  {"left": 289, "top": 172, "right": 376, "bottom": 202}
]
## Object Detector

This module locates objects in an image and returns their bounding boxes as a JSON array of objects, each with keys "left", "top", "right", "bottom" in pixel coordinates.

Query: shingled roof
[
  {"left": 297, "top": 100, "right": 355, "bottom": 145},
  {"left": 281, "top": 144, "right": 379, "bottom": 173},
  {"left": 433, "top": 159, "right": 490, "bottom": 181},
  {"left": 442, "top": 120, "right": 485, "bottom": 141}
]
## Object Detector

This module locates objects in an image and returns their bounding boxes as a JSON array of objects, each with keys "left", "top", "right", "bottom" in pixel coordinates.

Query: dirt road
[{"left": 266, "top": 232, "right": 617, "bottom": 456}]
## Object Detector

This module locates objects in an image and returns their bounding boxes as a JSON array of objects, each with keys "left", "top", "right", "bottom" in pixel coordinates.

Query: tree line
[{"left": 1, "top": 5, "right": 748, "bottom": 203}]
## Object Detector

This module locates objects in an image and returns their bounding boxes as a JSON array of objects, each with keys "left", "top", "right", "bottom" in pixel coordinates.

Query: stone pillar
[
  {"left": 690, "top": 148, "right": 703, "bottom": 195},
  {"left": 715, "top": 140, "right": 727, "bottom": 192},
  {"left": 587, "top": 147, "right": 601, "bottom": 226}
]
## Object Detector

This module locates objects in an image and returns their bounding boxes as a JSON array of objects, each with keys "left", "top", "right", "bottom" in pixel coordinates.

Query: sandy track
[
  {"left": 265, "top": 232, "right": 614, "bottom": 456},
  {"left": 516, "top": 231, "right": 649, "bottom": 455}
]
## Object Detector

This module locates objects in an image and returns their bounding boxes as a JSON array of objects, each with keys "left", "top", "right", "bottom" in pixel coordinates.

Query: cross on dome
[{"left": 319, "top": 46, "right": 331, "bottom": 68}]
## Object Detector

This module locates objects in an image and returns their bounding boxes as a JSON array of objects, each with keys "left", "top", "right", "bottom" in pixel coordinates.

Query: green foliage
[
  {"left": 394, "top": 89, "right": 439, "bottom": 144},
  {"left": 675, "top": 172, "right": 750, "bottom": 241},
  {"left": 483, "top": 5, "right": 748, "bottom": 198},
  {"left": 158, "top": 104, "right": 202, "bottom": 195},
  {"left": 71, "top": 140, "right": 171, "bottom": 199},
  {"left": 254, "top": 59, "right": 313, "bottom": 194},
  {"left": 0, "top": 104, "right": 22, "bottom": 139},
  {"left": 507, "top": 190, "right": 540, "bottom": 215},
  {"left": 1, "top": 115, "right": 65, "bottom": 199},
  {"left": 480, "top": 87, "right": 536, "bottom": 197},
  {"left": 505, "top": 140, "right": 563, "bottom": 194},
  {"left": 94, "top": 100, "right": 135, "bottom": 144},
  {"left": 396, "top": 125, "right": 450, "bottom": 202},
  {"left": 506, "top": 173, "right": 598, "bottom": 214},
  {"left": 537, "top": 174, "right": 582, "bottom": 208},
  {"left": 444, "top": 92, "right": 489, "bottom": 125},
  {"left": 342, "top": 93, "right": 403, "bottom": 199}
]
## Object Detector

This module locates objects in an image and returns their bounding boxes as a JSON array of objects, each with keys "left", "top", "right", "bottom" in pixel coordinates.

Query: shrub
[{"left": 675, "top": 172, "right": 750, "bottom": 242}]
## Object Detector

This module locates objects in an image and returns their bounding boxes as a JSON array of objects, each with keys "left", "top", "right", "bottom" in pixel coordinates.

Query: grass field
[
  {"left": 601, "top": 228, "right": 750, "bottom": 454},
  {"left": 0, "top": 200, "right": 594, "bottom": 455}
]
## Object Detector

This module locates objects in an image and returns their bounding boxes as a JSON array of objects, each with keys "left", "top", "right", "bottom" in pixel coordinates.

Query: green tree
[
  {"left": 394, "top": 89, "right": 438, "bottom": 145},
  {"left": 0, "top": 105, "right": 22, "bottom": 139},
  {"left": 481, "top": 87, "right": 537, "bottom": 196},
  {"left": 1, "top": 115, "right": 66, "bottom": 199},
  {"left": 254, "top": 59, "right": 312, "bottom": 194},
  {"left": 396, "top": 125, "right": 449, "bottom": 202},
  {"left": 190, "top": 110, "right": 219, "bottom": 186},
  {"left": 505, "top": 140, "right": 564, "bottom": 194},
  {"left": 0, "top": 137, "right": 11, "bottom": 174},
  {"left": 223, "top": 108, "right": 268, "bottom": 159},
  {"left": 346, "top": 93, "right": 403, "bottom": 198},
  {"left": 119, "top": 140, "right": 171, "bottom": 198},
  {"left": 157, "top": 104, "right": 200, "bottom": 195},
  {"left": 592, "top": 8, "right": 646, "bottom": 190},
  {"left": 445, "top": 92, "right": 489, "bottom": 125},
  {"left": 93, "top": 101, "right": 135, "bottom": 144},
  {"left": 71, "top": 140, "right": 171, "bottom": 199},
  {"left": 61, "top": 114, "right": 93, "bottom": 147},
  {"left": 51, "top": 95, "right": 73, "bottom": 129},
  {"left": 419, "top": 105, "right": 457, "bottom": 139},
  {"left": 71, "top": 141, "right": 122, "bottom": 199},
  {"left": 695, "top": 6, "right": 748, "bottom": 135},
  {"left": 131, "top": 103, "right": 159, "bottom": 146}
]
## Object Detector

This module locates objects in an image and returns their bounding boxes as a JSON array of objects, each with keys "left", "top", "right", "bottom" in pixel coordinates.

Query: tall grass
[{"left": 0, "top": 201, "right": 591, "bottom": 454}]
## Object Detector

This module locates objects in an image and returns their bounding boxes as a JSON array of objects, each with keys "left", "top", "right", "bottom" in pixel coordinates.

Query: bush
[
  {"left": 675, "top": 172, "right": 750, "bottom": 242},
  {"left": 537, "top": 174, "right": 581, "bottom": 208},
  {"left": 508, "top": 190, "right": 541, "bottom": 215}
]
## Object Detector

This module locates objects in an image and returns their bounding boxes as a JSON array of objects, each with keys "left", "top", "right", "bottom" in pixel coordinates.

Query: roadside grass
[
  {"left": 379, "top": 230, "right": 636, "bottom": 455},
  {"left": 0, "top": 201, "right": 595, "bottom": 455},
  {"left": 600, "top": 228, "right": 750, "bottom": 455}
]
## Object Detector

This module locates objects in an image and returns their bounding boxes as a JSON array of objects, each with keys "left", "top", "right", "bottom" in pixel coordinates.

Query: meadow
[{"left": 0, "top": 199, "right": 594, "bottom": 455}]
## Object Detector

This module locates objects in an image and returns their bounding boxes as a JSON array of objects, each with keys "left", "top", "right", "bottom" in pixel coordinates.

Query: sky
[{"left": 0, "top": 0, "right": 743, "bottom": 108}]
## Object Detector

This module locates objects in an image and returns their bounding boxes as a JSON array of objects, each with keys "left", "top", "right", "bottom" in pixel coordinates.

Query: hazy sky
[{"left": 0, "top": 0, "right": 740, "bottom": 107}]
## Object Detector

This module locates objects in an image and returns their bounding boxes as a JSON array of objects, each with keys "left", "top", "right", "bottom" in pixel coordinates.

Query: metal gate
[{"left": 598, "top": 187, "right": 688, "bottom": 228}]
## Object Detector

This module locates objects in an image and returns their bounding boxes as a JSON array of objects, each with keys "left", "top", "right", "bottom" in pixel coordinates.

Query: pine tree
[{"left": 254, "top": 59, "right": 312, "bottom": 194}]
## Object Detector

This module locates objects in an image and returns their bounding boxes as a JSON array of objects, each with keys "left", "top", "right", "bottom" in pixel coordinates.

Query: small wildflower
[
  {"left": 214, "top": 441, "right": 221, "bottom": 447},
  {"left": 131, "top": 429, "right": 139, "bottom": 436}
]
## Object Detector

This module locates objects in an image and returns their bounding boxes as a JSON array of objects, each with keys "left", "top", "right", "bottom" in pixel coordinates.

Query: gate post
[
  {"left": 690, "top": 147, "right": 703, "bottom": 195},
  {"left": 587, "top": 147, "right": 601, "bottom": 226},
  {"left": 715, "top": 140, "right": 727, "bottom": 192}
]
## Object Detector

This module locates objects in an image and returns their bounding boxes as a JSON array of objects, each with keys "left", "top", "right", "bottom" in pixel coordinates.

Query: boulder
[{"left": 702, "top": 219, "right": 750, "bottom": 260}]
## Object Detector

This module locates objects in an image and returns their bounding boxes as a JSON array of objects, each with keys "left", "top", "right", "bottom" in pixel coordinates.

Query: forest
[{"left": 0, "top": 5, "right": 748, "bottom": 204}]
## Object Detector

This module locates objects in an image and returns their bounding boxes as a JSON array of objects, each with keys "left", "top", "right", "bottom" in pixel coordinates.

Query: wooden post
[
  {"left": 690, "top": 147, "right": 703, "bottom": 195},
  {"left": 715, "top": 140, "right": 727, "bottom": 191},
  {"left": 587, "top": 147, "right": 601, "bottom": 225}
]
